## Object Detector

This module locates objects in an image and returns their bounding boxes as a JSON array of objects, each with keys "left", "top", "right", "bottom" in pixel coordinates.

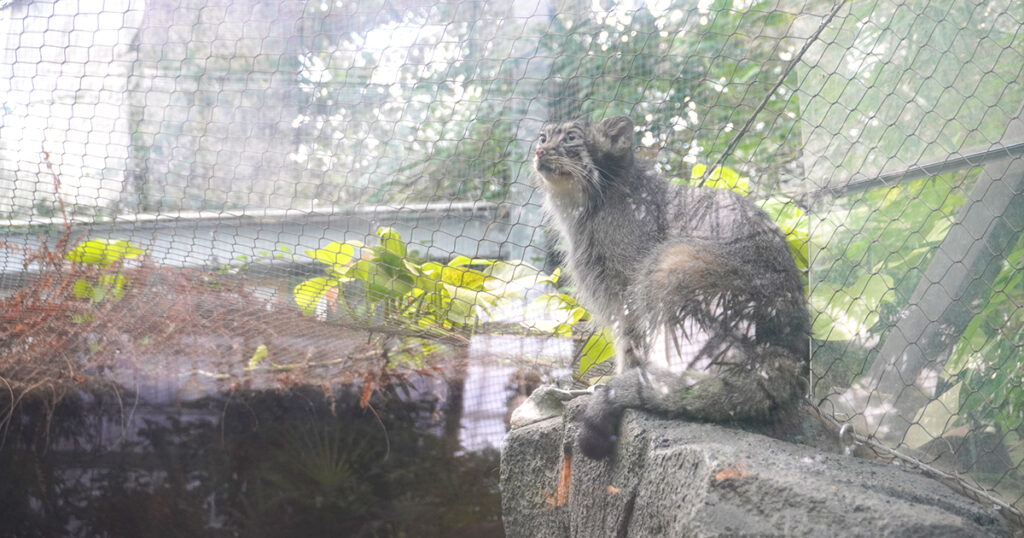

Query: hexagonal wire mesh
[{"left": 1, "top": 0, "right": 1022, "bottom": 527}]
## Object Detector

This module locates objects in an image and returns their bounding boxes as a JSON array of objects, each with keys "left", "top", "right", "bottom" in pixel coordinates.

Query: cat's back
[{"left": 665, "top": 183, "right": 787, "bottom": 248}]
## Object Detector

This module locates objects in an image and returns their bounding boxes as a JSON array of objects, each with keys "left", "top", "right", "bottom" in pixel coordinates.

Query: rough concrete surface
[{"left": 501, "top": 398, "right": 1008, "bottom": 537}]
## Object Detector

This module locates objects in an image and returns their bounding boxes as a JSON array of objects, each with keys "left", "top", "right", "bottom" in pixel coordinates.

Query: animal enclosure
[{"left": 1, "top": 0, "right": 1023, "bottom": 530}]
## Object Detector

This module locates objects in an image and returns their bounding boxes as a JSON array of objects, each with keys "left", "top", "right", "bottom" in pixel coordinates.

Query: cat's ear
[{"left": 593, "top": 115, "right": 635, "bottom": 158}]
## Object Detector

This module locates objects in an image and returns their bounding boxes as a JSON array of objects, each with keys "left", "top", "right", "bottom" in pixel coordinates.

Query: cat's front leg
[
  {"left": 578, "top": 367, "right": 648, "bottom": 460},
  {"left": 610, "top": 317, "right": 649, "bottom": 374}
]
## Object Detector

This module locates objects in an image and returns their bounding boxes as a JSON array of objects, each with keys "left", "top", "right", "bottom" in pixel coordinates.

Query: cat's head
[{"left": 534, "top": 116, "right": 636, "bottom": 195}]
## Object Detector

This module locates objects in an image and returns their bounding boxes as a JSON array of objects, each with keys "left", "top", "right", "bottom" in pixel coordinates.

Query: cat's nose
[{"left": 535, "top": 148, "right": 545, "bottom": 158}]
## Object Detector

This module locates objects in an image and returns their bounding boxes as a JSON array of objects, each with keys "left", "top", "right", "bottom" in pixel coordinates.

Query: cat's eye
[
  {"left": 566, "top": 133, "right": 576, "bottom": 141},
  {"left": 539, "top": 134, "right": 547, "bottom": 143}
]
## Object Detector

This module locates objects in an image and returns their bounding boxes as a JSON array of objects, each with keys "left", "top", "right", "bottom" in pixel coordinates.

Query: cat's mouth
[{"left": 535, "top": 157, "right": 575, "bottom": 185}]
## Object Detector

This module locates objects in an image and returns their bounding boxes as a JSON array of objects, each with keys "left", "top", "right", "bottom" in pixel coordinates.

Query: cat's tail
[
  {"left": 640, "top": 237, "right": 810, "bottom": 357},
  {"left": 578, "top": 345, "right": 806, "bottom": 460}
]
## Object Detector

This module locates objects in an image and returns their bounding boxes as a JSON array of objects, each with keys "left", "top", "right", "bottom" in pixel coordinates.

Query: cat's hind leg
[{"left": 577, "top": 345, "right": 805, "bottom": 460}]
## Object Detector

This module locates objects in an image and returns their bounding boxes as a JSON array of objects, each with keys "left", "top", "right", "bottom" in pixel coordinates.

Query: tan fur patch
[{"left": 653, "top": 243, "right": 714, "bottom": 289}]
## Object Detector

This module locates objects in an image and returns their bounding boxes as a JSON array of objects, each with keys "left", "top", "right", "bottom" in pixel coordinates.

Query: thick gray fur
[{"left": 534, "top": 116, "right": 810, "bottom": 460}]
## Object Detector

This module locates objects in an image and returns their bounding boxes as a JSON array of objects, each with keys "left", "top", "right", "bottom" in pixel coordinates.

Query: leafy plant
[
  {"left": 945, "top": 233, "right": 1024, "bottom": 435},
  {"left": 811, "top": 170, "right": 973, "bottom": 345},
  {"left": 522, "top": 270, "right": 614, "bottom": 381},
  {"left": 65, "top": 239, "right": 145, "bottom": 305},
  {"left": 809, "top": 273, "right": 895, "bottom": 342},
  {"left": 543, "top": 2, "right": 804, "bottom": 190},
  {"left": 577, "top": 327, "right": 616, "bottom": 380},
  {"left": 283, "top": 0, "right": 804, "bottom": 207},
  {"left": 689, "top": 164, "right": 751, "bottom": 196},
  {"left": 219, "top": 245, "right": 293, "bottom": 275},
  {"left": 293, "top": 227, "right": 501, "bottom": 334}
]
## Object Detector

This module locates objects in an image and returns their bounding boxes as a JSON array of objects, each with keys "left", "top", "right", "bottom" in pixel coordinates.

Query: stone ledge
[{"left": 501, "top": 398, "right": 1007, "bottom": 537}]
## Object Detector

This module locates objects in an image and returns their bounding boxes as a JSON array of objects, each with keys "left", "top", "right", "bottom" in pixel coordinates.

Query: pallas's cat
[{"left": 534, "top": 116, "right": 810, "bottom": 459}]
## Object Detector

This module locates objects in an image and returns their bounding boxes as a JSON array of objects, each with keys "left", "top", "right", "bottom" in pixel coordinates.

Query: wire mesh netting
[{"left": 1, "top": 0, "right": 1023, "bottom": 530}]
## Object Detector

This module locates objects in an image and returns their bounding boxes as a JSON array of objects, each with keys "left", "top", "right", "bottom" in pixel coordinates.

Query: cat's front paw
[
  {"left": 578, "top": 386, "right": 621, "bottom": 460},
  {"left": 578, "top": 418, "right": 617, "bottom": 460}
]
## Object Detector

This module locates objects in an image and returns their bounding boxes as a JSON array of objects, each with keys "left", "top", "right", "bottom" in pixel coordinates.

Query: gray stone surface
[{"left": 501, "top": 398, "right": 1008, "bottom": 537}]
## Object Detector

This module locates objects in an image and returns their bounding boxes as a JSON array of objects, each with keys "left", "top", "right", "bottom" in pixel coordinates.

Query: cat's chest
[
  {"left": 567, "top": 197, "right": 659, "bottom": 274},
  {"left": 587, "top": 196, "right": 658, "bottom": 244}
]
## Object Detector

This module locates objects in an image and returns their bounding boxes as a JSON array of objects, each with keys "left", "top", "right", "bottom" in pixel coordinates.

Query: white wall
[{"left": 0, "top": 0, "right": 143, "bottom": 216}]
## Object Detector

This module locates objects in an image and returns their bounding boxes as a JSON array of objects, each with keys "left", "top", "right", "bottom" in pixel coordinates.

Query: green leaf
[
  {"left": 448, "top": 255, "right": 496, "bottom": 267},
  {"left": 348, "top": 258, "right": 371, "bottom": 281},
  {"left": 73, "top": 279, "right": 93, "bottom": 299},
  {"left": 66, "top": 239, "right": 144, "bottom": 267},
  {"left": 293, "top": 277, "right": 337, "bottom": 315},
  {"left": 809, "top": 273, "right": 895, "bottom": 341},
  {"left": 443, "top": 286, "right": 479, "bottom": 326},
  {"left": 690, "top": 164, "right": 750, "bottom": 196},
  {"left": 90, "top": 285, "right": 108, "bottom": 303},
  {"left": 71, "top": 313, "right": 94, "bottom": 324},
  {"left": 247, "top": 344, "right": 269, "bottom": 369},
  {"left": 924, "top": 216, "right": 955, "bottom": 243},
  {"left": 483, "top": 262, "right": 548, "bottom": 296},
  {"left": 579, "top": 327, "right": 616, "bottom": 376},
  {"left": 539, "top": 267, "right": 561, "bottom": 286},
  {"left": 387, "top": 274, "right": 415, "bottom": 298},
  {"left": 882, "top": 246, "right": 932, "bottom": 271},
  {"left": 98, "top": 274, "right": 128, "bottom": 301},
  {"left": 306, "top": 241, "right": 358, "bottom": 267},
  {"left": 439, "top": 265, "right": 488, "bottom": 290},
  {"left": 419, "top": 261, "right": 443, "bottom": 278},
  {"left": 412, "top": 274, "right": 443, "bottom": 295},
  {"left": 526, "top": 293, "right": 588, "bottom": 336},
  {"left": 377, "top": 227, "right": 407, "bottom": 258},
  {"left": 402, "top": 258, "right": 423, "bottom": 274},
  {"left": 448, "top": 255, "right": 474, "bottom": 267},
  {"left": 351, "top": 259, "right": 410, "bottom": 301},
  {"left": 109, "top": 240, "right": 144, "bottom": 262}
]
